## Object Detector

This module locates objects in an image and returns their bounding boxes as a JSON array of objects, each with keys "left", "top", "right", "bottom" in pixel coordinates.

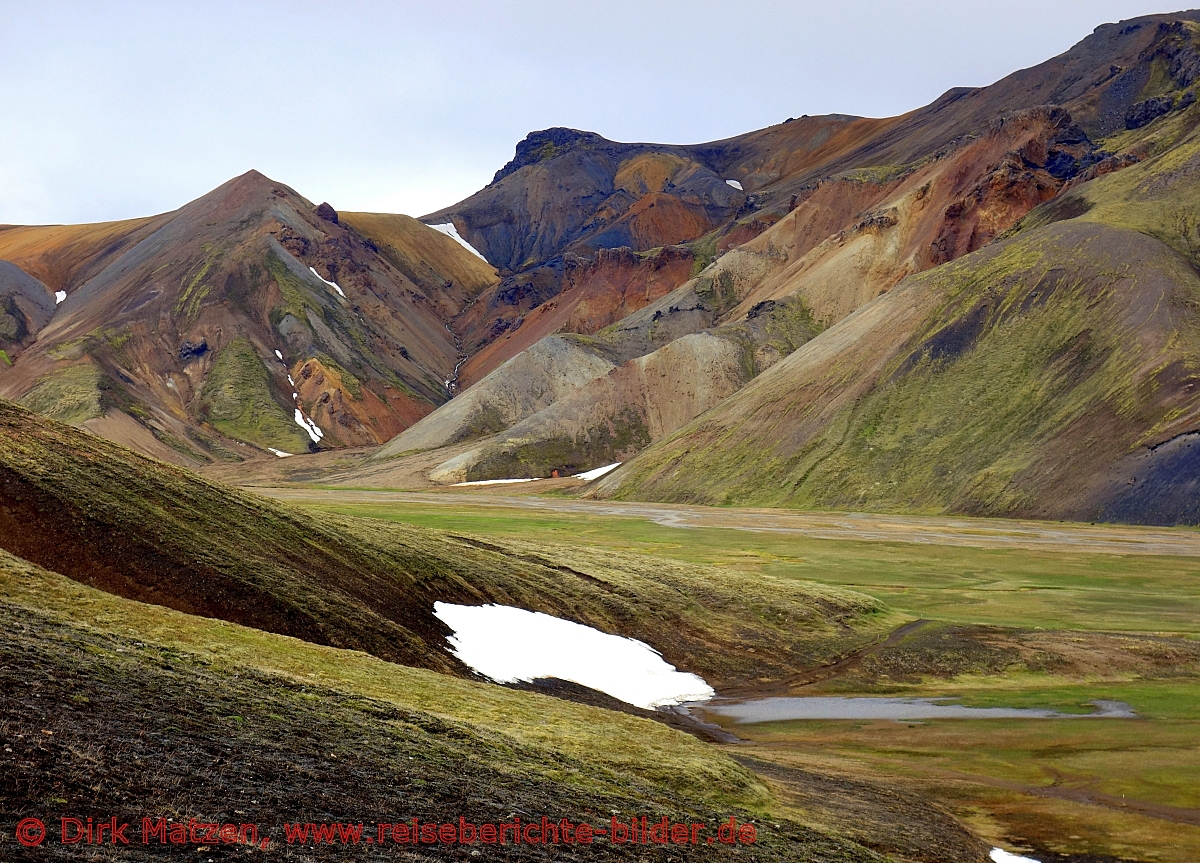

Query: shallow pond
[{"left": 700, "top": 696, "right": 1136, "bottom": 723}]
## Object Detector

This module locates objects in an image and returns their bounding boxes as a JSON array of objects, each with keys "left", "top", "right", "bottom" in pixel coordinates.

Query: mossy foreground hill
[
  {"left": 0, "top": 401, "right": 915, "bottom": 860},
  {"left": 0, "top": 399, "right": 891, "bottom": 686},
  {"left": 0, "top": 555, "right": 899, "bottom": 862},
  {"left": 596, "top": 119, "right": 1200, "bottom": 525}
]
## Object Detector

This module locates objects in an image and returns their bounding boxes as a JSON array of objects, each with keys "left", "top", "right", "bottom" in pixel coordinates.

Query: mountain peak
[{"left": 492, "top": 127, "right": 613, "bottom": 183}]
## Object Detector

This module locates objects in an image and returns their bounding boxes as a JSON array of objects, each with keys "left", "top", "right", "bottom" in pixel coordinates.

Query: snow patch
[
  {"left": 433, "top": 602, "right": 714, "bottom": 709},
  {"left": 451, "top": 477, "right": 540, "bottom": 487},
  {"left": 990, "top": 850, "right": 1041, "bottom": 863},
  {"left": 574, "top": 462, "right": 621, "bottom": 481},
  {"left": 726, "top": 179, "right": 743, "bottom": 191},
  {"left": 294, "top": 408, "right": 324, "bottom": 443},
  {"left": 55, "top": 290, "right": 67, "bottom": 304},
  {"left": 309, "top": 266, "right": 346, "bottom": 297},
  {"left": 428, "top": 223, "right": 487, "bottom": 261},
  {"left": 267, "top": 448, "right": 293, "bottom": 458},
  {"left": 274, "top": 349, "right": 283, "bottom": 360}
]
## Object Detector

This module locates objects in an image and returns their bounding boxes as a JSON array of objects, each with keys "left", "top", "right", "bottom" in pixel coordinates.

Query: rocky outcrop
[
  {"left": 0, "top": 262, "right": 54, "bottom": 355},
  {"left": 315, "top": 202, "right": 339, "bottom": 224}
]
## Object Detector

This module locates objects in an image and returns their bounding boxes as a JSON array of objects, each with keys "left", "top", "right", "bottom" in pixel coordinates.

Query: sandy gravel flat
[{"left": 250, "top": 486, "right": 1200, "bottom": 557}]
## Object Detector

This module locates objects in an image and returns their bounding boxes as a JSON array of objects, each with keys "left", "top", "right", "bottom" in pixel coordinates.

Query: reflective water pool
[{"left": 699, "top": 696, "right": 1136, "bottom": 723}]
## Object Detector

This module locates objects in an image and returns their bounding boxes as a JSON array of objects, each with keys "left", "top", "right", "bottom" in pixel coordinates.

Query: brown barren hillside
[{"left": 0, "top": 216, "right": 158, "bottom": 296}]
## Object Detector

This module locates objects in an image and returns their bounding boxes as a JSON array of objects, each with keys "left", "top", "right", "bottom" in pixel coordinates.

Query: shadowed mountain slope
[
  {"left": 0, "top": 261, "right": 55, "bottom": 357},
  {"left": 0, "top": 172, "right": 498, "bottom": 462}
]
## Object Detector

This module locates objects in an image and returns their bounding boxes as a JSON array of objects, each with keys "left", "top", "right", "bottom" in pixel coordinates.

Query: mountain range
[{"left": 4, "top": 9, "right": 1200, "bottom": 524}]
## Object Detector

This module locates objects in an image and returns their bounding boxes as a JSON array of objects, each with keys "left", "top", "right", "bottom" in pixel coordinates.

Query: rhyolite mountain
[
  {"left": 0, "top": 172, "right": 498, "bottom": 463},
  {"left": 389, "top": 105, "right": 1094, "bottom": 480},
  {"left": 362, "top": 9, "right": 1200, "bottom": 528},
  {"left": 6, "top": 8, "right": 1200, "bottom": 528},
  {"left": 423, "top": 11, "right": 1200, "bottom": 382},
  {"left": 593, "top": 115, "right": 1200, "bottom": 525}
]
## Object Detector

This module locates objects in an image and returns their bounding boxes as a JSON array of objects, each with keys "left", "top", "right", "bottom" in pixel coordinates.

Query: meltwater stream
[{"left": 433, "top": 603, "right": 714, "bottom": 709}]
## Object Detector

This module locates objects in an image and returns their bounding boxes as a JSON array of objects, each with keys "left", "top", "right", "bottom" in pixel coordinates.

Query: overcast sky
[{"left": 0, "top": 1, "right": 1185, "bottom": 225}]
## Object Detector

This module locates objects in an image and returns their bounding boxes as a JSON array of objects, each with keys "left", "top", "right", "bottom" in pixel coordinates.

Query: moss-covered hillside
[
  {"left": 597, "top": 120, "right": 1200, "bottom": 525},
  {"left": 0, "top": 549, "right": 893, "bottom": 862},
  {"left": 0, "top": 399, "right": 892, "bottom": 686}
]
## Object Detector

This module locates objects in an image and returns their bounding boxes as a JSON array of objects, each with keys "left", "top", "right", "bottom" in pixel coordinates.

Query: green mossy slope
[
  {"left": 200, "top": 336, "right": 310, "bottom": 452},
  {"left": 602, "top": 130, "right": 1200, "bottom": 524},
  {"left": 0, "top": 550, "right": 892, "bottom": 863},
  {"left": 0, "top": 399, "right": 891, "bottom": 686},
  {"left": 17, "top": 363, "right": 104, "bottom": 425}
]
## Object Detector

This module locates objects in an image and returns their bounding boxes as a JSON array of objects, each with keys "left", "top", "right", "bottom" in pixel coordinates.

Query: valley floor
[{"left": 263, "top": 486, "right": 1200, "bottom": 863}]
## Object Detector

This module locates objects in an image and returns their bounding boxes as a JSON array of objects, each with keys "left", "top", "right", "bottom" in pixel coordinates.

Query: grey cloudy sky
[{"left": 0, "top": 1, "right": 1185, "bottom": 225}]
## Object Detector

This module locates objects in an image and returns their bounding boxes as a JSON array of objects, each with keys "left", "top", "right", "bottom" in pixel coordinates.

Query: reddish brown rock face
[
  {"left": 560, "top": 247, "right": 697, "bottom": 335},
  {"left": 717, "top": 218, "right": 778, "bottom": 254},
  {"left": 292, "top": 358, "right": 428, "bottom": 447},
  {"left": 454, "top": 246, "right": 696, "bottom": 389}
]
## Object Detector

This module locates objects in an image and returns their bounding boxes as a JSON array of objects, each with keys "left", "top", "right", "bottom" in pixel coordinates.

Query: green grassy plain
[
  {"left": 287, "top": 492, "right": 1200, "bottom": 861},
  {"left": 295, "top": 498, "right": 1200, "bottom": 635}
]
